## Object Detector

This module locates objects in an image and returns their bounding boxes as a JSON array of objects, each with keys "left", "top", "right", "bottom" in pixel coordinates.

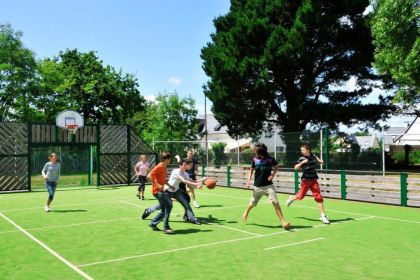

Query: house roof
[{"left": 198, "top": 114, "right": 229, "bottom": 134}]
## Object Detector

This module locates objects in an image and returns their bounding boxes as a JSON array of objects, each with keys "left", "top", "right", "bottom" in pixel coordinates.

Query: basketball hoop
[
  {"left": 56, "top": 110, "right": 84, "bottom": 142},
  {"left": 66, "top": 124, "right": 78, "bottom": 135}
]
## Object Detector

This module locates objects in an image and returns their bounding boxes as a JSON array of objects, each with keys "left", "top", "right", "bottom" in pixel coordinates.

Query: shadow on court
[
  {"left": 197, "top": 204, "right": 223, "bottom": 208},
  {"left": 174, "top": 228, "right": 213, "bottom": 234},
  {"left": 96, "top": 187, "right": 120, "bottom": 191},
  {"left": 296, "top": 217, "right": 354, "bottom": 223},
  {"left": 53, "top": 209, "right": 88, "bottom": 213},
  {"left": 198, "top": 215, "right": 236, "bottom": 224}
]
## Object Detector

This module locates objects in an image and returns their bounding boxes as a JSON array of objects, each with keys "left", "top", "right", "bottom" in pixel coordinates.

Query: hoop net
[{"left": 66, "top": 124, "right": 78, "bottom": 135}]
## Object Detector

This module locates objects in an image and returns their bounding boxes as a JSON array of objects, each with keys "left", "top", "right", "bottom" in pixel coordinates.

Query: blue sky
[{"left": 1, "top": 0, "right": 230, "bottom": 114}]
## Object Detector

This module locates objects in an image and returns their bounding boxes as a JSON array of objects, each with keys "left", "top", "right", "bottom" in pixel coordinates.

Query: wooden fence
[{"left": 194, "top": 166, "right": 420, "bottom": 207}]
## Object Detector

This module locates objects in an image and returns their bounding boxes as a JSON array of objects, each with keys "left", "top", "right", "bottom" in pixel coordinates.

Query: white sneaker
[
  {"left": 44, "top": 205, "right": 50, "bottom": 212},
  {"left": 320, "top": 214, "right": 330, "bottom": 224},
  {"left": 193, "top": 201, "right": 200, "bottom": 208},
  {"left": 286, "top": 196, "right": 294, "bottom": 207}
]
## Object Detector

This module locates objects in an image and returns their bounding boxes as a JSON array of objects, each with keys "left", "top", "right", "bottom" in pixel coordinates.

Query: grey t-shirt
[{"left": 42, "top": 162, "right": 61, "bottom": 182}]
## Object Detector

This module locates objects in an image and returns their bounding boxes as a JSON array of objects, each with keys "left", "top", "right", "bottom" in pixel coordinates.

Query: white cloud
[
  {"left": 167, "top": 77, "right": 182, "bottom": 86},
  {"left": 144, "top": 95, "right": 156, "bottom": 102}
]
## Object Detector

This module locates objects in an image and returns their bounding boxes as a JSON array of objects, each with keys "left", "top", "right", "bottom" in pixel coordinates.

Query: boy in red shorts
[{"left": 286, "top": 143, "right": 330, "bottom": 224}]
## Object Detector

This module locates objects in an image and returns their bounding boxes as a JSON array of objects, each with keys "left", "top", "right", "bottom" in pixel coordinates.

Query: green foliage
[
  {"left": 136, "top": 92, "right": 199, "bottom": 154},
  {"left": 201, "top": 0, "right": 393, "bottom": 138},
  {"left": 36, "top": 49, "right": 146, "bottom": 123},
  {"left": 371, "top": 0, "right": 419, "bottom": 105},
  {"left": 211, "top": 142, "right": 228, "bottom": 167},
  {"left": 390, "top": 151, "right": 420, "bottom": 164},
  {"left": 0, "top": 23, "right": 146, "bottom": 123},
  {"left": 0, "top": 23, "right": 38, "bottom": 121}
]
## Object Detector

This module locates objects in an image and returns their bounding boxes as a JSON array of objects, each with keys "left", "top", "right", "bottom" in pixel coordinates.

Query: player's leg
[
  {"left": 136, "top": 177, "right": 142, "bottom": 199},
  {"left": 173, "top": 190, "right": 200, "bottom": 224},
  {"left": 242, "top": 186, "right": 263, "bottom": 222},
  {"left": 266, "top": 185, "right": 290, "bottom": 229},
  {"left": 142, "top": 203, "right": 161, "bottom": 220},
  {"left": 287, "top": 180, "right": 310, "bottom": 206},
  {"left": 139, "top": 176, "right": 146, "bottom": 200},
  {"left": 310, "top": 181, "right": 330, "bottom": 224},
  {"left": 45, "top": 181, "right": 56, "bottom": 212},
  {"left": 189, "top": 187, "right": 200, "bottom": 208}
]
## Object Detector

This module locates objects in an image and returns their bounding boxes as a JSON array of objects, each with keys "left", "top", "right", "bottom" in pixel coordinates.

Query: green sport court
[{"left": 0, "top": 186, "right": 419, "bottom": 279}]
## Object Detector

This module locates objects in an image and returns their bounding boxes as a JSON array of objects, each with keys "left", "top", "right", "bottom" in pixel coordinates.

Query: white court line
[
  {"left": 201, "top": 192, "right": 420, "bottom": 224},
  {"left": 77, "top": 214, "right": 373, "bottom": 267},
  {"left": 0, "top": 197, "right": 136, "bottom": 213},
  {"left": 0, "top": 217, "right": 140, "bottom": 235},
  {"left": 0, "top": 211, "right": 94, "bottom": 280},
  {"left": 120, "top": 201, "right": 261, "bottom": 236},
  {"left": 119, "top": 200, "right": 147, "bottom": 209},
  {"left": 264, "top": 237, "right": 324, "bottom": 250},
  {"left": 0, "top": 203, "right": 249, "bottom": 235},
  {"left": 207, "top": 222, "right": 262, "bottom": 236}
]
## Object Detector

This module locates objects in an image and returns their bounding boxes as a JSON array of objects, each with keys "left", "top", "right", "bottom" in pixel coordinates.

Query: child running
[
  {"left": 242, "top": 143, "right": 291, "bottom": 230},
  {"left": 134, "top": 155, "right": 150, "bottom": 200},
  {"left": 286, "top": 143, "right": 330, "bottom": 224},
  {"left": 146, "top": 151, "right": 174, "bottom": 234},
  {"left": 41, "top": 152, "right": 61, "bottom": 212}
]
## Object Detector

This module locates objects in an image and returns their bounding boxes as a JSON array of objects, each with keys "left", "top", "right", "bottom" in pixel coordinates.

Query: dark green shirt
[{"left": 297, "top": 154, "right": 319, "bottom": 180}]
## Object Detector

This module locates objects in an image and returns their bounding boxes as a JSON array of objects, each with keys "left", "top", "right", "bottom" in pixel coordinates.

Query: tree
[
  {"left": 0, "top": 23, "right": 38, "bottom": 121},
  {"left": 136, "top": 92, "right": 200, "bottom": 155},
  {"left": 371, "top": 0, "right": 419, "bottom": 106},
  {"left": 35, "top": 49, "right": 146, "bottom": 123},
  {"left": 201, "top": 0, "right": 394, "bottom": 162},
  {"left": 211, "top": 142, "right": 228, "bottom": 167}
]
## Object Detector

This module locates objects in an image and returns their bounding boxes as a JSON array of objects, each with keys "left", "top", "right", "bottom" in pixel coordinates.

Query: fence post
[
  {"left": 227, "top": 166, "right": 231, "bottom": 187},
  {"left": 400, "top": 172, "right": 408, "bottom": 206},
  {"left": 202, "top": 165, "right": 206, "bottom": 177},
  {"left": 294, "top": 170, "right": 299, "bottom": 193},
  {"left": 340, "top": 170, "right": 346, "bottom": 200},
  {"left": 96, "top": 124, "right": 101, "bottom": 187},
  {"left": 27, "top": 122, "right": 32, "bottom": 192},
  {"left": 127, "top": 125, "right": 131, "bottom": 185},
  {"left": 324, "top": 127, "right": 329, "bottom": 170}
]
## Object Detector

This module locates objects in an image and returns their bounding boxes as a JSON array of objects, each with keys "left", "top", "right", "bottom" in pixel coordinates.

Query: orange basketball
[{"left": 205, "top": 178, "right": 217, "bottom": 189}]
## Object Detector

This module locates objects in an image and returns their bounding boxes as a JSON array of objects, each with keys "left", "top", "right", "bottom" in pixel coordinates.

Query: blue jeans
[
  {"left": 150, "top": 191, "right": 173, "bottom": 230},
  {"left": 46, "top": 181, "right": 57, "bottom": 200},
  {"left": 146, "top": 190, "right": 197, "bottom": 222}
]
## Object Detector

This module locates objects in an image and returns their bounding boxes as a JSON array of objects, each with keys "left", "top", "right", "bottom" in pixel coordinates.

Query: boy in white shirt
[{"left": 142, "top": 159, "right": 205, "bottom": 224}]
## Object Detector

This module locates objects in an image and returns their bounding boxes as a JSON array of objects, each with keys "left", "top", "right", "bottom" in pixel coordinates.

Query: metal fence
[{"left": 0, "top": 122, "right": 157, "bottom": 192}]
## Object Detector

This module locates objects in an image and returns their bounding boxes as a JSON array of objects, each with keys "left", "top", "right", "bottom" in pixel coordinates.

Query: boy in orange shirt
[{"left": 147, "top": 152, "right": 174, "bottom": 234}]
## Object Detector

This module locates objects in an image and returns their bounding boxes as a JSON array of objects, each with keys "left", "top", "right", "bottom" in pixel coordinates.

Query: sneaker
[
  {"left": 141, "top": 196, "right": 145, "bottom": 200},
  {"left": 149, "top": 224, "right": 161, "bottom": 231},
  {"left": 164, "top": 228, "right": 174, "bottom": 234},
  {"left": 286, "top": 196, "right": 294, "bottom": 207},
  {"left": 193, "top": 201, "right": 200, "bottom": 208},
  {"left": 320, "top": 214, "right": 330, "bottom": 224},
  {"left": 192, "top": 219, "right": 201, "bottom": 225},
  {"left": 136, "top": 194, "right": 141, "bottom": 199},
  {"left": 142, "top": 209, "right": 150, "bottom": 220},
  {"left": 44, "top": 205, "right": 50, "bottom": 212}
]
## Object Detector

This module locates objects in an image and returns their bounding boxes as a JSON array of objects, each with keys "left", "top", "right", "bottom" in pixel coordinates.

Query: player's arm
[
  {"left": 41, "top": 164, "right": 48, "bottom": 179},
  {"left": 314, "top": 155, "right": 324, "bottom": 164},
  {"left": 133, "top": 163, "right": 138, "bottom": 174},
  {"left": 177, "top": 175, "right": 203, "bottom": 189},
  {"left": 294, "top": 159, "right": 308, "bottom": 170},
  {"left": 268, "top": 164, "right": 280, "bottom": 181},
  {"left": 246, "top": 168, "right": 254, "bottom": 188}
]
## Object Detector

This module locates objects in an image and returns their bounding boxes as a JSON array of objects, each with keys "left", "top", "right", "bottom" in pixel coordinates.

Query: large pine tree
[{"left": 201, "top": 0, "right": 394, "bottom": 158}]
